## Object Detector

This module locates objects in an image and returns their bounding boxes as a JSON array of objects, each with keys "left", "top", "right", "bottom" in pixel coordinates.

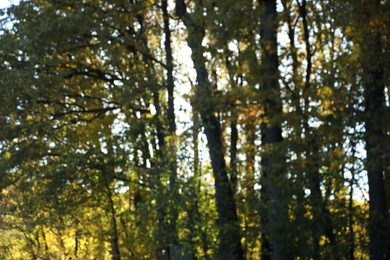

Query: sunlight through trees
[{"left": 0, "top": 0, "right": 389, "bottom": 259}]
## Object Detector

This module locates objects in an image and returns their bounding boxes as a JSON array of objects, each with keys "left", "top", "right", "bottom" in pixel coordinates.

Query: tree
[
  {"left": 175, "top": 1, "right": 244, "bottom": 259},
  {"left": 359, "top": 1, "right": 389, "bottom": 258},
  {"left": 258, "top": 0, "right": 291, "bottom": 259},
  {"left": 1, "top": 0, "right": 388, "bottom": 258}
]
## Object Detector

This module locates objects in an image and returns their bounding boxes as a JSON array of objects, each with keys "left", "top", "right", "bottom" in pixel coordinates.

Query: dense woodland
[{"left": 0, "top": 0, "right": 389, "bottom": 259}]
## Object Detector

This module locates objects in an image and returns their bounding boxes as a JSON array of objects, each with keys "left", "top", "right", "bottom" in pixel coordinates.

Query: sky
[{"left": 0, "top": 0, "right": 19, "bottom": 9}]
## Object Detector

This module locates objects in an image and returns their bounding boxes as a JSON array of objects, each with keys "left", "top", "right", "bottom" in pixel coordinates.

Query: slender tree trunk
[
  {"left": 348, "top": 164, "right": 355, "bottom": 260},
  {"left": 306, "top": 136, "right": 336, "bottom": 258},
  {"left": 74, "top": 229, "right": 80, "bottom": 258},
  {"left": 105, "top": 182, "right": 121, "bottom": 260},
  {"left": 224, "top": 51, "right": 239, "bottom": 194},
  {"left": 134, "top": 3, "right": 180, "bottom": 254},
  {"left": 192, "top": 110, "right": 210, "bottom": 260},
  {"left": 244, "top": 114, "right": 259, "bottom": 258},
  {"left": 298, "top": 1, "right": 337, "bottom": 257},
  {"left": 260, "top": 168, "right": 271, "bottom": 260},
  {"left": 162, "top": 2, "right": 180, "bottom": 254},
  {"left": 281, "top": 2, "right": 310, "bottom": 256},
  {"left": 162, "top": 0, "right": 176, "bottom": 137},
  {"left": 361, "top": 1, "right": 389, "bottom": 258},
  {"left": 152, "top": 86, "right": 171, "bottom": 259},
  {"left": 259, "top": 0, "right": 290, "bottom": 259},
  {"left": 230, "top": 118, "right": 239, "bottom": 192},
  {"left": 176, "top": 2, "right": 244, "bottom": 259},
  {"left": 186, "top": 110, "right": 209, "bottom": 260},
  {"left": 41, "top": 225, "right": 49, "bottom": 254}
]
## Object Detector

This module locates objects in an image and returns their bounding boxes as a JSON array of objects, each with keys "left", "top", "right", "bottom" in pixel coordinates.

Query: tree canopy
[{"left": 0, "top": 0, "right": 389, "bottom": 259}]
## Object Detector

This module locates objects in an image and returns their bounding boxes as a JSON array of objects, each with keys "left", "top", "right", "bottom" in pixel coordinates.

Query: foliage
[{"left": 0, "top": 0, "right": 388, "bottom": 259}]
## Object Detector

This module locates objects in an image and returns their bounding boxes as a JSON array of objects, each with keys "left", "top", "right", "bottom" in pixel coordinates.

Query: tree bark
[
  {"left": 162, "top": 0, "right": 176, "bottom": 137},
  {"left": 224, "top": 51, "right": 239, "bottom": 194},
  {"left": 176, "top": 2, "right": 244, "bottom": 259},
  {"left": 162, "top": 1, "right": 180, "bottom": 253},
  {"left": 105, "top": 181, "right": 121, "bottom": 260},
  {"left": 361, "top": 1, "right": 389, "bottom": 258},
  {"left": 192, "top": 111, "right": 210, "bottom": 260},
  {"left": 298, "top": 1, "right": 337, "bottom": 257},
  {"left": 259, "top": 0, "right": 290, "bottom": 259}
]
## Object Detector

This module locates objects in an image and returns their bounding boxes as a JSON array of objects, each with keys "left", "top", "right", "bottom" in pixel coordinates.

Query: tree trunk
[
  {"left": 361, "top": 1, "right": 389, "bottom": 258},
  {"left": 192, "top": 110, "right": 210, "bottom": 260},
  {"left": 281, "top": 2, "right": 310, "bottom": 256},
  {"left": 176, "top": 2, "right": 244, "bottom": 259},
  {"left": 74, "top": 229, "right": 80, "bottom": 258},
  {"left": 162, "top": 0, "right": 176, "bottom": 137},
  {"left": 298, "top": 1, "right": 337, "bottom": 257},
  {"left": 259, "top": 0, "right": 290, "bottom": 259},
  {"left": 348, "top": 167, "right": 355, "bottom": 260},
  {"left": 224, "top": 51, "right": 240, "bottom": 194},
  {"left": 133, "top": 3, "right": 180, "bottom": 254},
  {"left": 162, "top": 1, "right": 180, "bottom": 253},
  {"left": 105, "top": 183, "right": 121, "bottom": 260}
]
